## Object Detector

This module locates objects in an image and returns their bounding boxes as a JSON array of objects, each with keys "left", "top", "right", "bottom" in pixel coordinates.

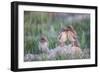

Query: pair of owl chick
[
  {"left": 39, "top": 25, "right": 81, "bottom": 54},
  {"left": 58, "top": 25, "right": 81, "bottom": 55},
  {"left": 58, "top": 25, "right": 79, "bottom": 47}
]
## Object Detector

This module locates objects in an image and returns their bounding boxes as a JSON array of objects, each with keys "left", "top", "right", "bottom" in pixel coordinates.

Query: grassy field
[{"left": 24, "top": 11, "right": 90, "bottom": 61}]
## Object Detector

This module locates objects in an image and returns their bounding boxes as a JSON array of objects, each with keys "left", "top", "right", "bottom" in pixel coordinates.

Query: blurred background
[{"left": 24, "top": 11, "right": 90, "bottom": 59}]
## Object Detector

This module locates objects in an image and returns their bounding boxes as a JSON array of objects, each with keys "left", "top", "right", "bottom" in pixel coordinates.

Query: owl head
[
  {"left": 40, "top": 35, "right": 48, "bottom": 43},
  {"left": 67, "top": 25, "right": 77, "bottom": 35}
]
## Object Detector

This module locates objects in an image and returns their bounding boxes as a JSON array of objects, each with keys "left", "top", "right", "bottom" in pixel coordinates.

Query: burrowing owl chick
[
  {"left": 58, "top": 27, "right": 68, "bottom": 47},
  {"left": 67, "top": 25, "right": 77, "bottom": 43},
  {"left": 39, "top": 35, "right": 49, "bottom": 54}
]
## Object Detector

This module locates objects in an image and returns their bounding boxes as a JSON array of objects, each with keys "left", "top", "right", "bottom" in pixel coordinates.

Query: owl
[
  {"left": 67, "top": 25, "right": 80, "bottom": 47},
  {"left": 67, "top": 25, "right": 77, "bottom": 43},
  {"left": 39, "top": 35, "right": 49, "bottom": 54},
  {"left": 58, "top": 27, "right": 68, "bottom": 46}
]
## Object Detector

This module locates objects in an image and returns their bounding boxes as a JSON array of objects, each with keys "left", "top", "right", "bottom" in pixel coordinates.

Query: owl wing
[
  {"left": 68, "top": 31, "right": 77, "bottom": 42},
  {"left": 58, "top": 32, "right": 68, "bottom": 43}
]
